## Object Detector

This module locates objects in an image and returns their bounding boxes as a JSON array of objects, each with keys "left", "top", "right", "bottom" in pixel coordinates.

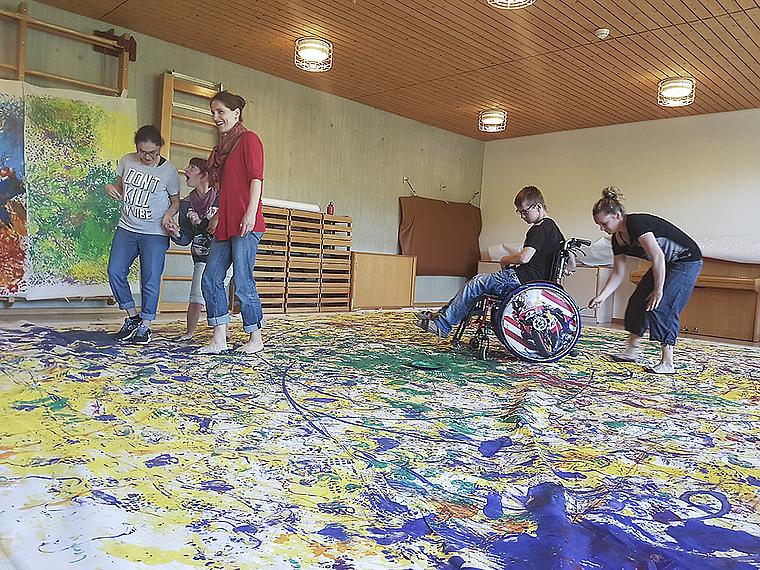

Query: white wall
[
  {"left": 481, "top": 109, "right": 760, "bottom": 317},
  {"left": 481, "top": 109, "right": 760, "bottom": 249}
]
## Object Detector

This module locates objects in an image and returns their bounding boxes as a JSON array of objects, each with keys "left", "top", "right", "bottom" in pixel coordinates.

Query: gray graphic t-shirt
[{"left": 116, "top": 154, "right": 180, "bottom": 236}]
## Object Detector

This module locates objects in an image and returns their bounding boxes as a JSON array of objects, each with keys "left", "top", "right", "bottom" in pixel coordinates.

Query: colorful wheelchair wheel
[{"left": 493, "top": 282, "right": 582, "bottom": 363}]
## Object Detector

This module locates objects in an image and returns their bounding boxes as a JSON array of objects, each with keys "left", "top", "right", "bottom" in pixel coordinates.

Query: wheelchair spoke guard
[{"left": 494, "top": 283, "right": 581, "bottom": 363}]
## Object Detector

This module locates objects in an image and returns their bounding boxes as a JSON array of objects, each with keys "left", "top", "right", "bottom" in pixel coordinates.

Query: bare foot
[
  {"left": 609, "top": 353, "right": 638, "bottom": 363},
  {"left": 643, "top": 363, "right": 676, "bottom": 374},
  {"left": 197, "top": 341, "right": 228, "bottom": 354},
  {"left": 238, "top": 338, "right": 264, "bottom": 354},
  {"left": 177, "top": 333, "right": 193, "bottom": 341}
]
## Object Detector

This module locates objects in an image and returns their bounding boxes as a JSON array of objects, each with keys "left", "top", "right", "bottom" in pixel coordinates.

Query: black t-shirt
[
  {"left": 612, "top": 213, "right": 702, "bottom": 263},
  {"left": 515, "top": 217, "right": 564, "bottom": 283}
]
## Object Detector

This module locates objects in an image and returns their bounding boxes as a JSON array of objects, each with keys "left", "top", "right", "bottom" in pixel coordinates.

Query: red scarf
[{"left": 207, "top": 121, "right": 247, "bottom": 188}]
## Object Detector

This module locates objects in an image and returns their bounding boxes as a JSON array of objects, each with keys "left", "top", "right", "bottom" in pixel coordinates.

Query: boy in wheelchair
[{"left": 416, "top": 185, "right": 576, "bottom": 340}]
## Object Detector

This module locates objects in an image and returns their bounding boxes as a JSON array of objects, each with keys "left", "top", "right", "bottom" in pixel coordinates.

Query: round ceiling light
[
  {"left": 487, "top": 0, "right": 536, "bottom": 8},
  {"left": 594, "top": 28, "right": 610, "bottom": 40},
  {"left": 658, "top": 77, "right": 695, "bottom": 107},
  {"left": 479, "top": 109, "right": 508, "bottom": 132},
  {"left": 295, "top": 37, "right": 333, "bottom": 72}
]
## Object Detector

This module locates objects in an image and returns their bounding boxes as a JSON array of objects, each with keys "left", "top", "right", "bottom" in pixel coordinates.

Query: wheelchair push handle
[
  {"left": 564, "top": 237, "right": 592, "bottom": 251},
  {"left": 563, "top": 238, "right": 592, "bottom": 260},
  {"left": 551, "top": 237, "right": 592, "bottom": 282}
]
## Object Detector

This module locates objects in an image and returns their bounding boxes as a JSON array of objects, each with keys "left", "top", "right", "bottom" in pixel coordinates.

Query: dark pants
[{"left": 625, "top": 259, "right": 702, "bottom": 346}]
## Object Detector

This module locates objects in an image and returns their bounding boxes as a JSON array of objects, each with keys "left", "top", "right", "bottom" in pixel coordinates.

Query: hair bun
[{"left": 602, "top": 186, "right": 624, "bottom": 202}]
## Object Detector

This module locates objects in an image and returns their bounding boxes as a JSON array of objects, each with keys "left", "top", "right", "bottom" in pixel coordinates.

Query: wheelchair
[{"left": 450, "top": 238, "right": 591, "bottom": 362}]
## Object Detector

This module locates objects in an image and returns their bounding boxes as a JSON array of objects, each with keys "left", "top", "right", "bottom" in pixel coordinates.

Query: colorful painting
[
  {"left": 1, "top": 311, "right": 759, "bottom": 569},
  {"left": 23, "top": 83, "right": 136, "bottom": 300},
  {"left": 0, "top": 79, "right": 26, "bottom": 296}
]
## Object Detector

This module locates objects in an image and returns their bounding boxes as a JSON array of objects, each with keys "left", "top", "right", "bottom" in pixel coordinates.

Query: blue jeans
[
  {"left": 437, "top": 268, "right": 522, "bottom": 335},
  {"left": 107, "top": 227, "right": 169, "bottom": 321},
  {"left": 625, "top": 259, "right": 702, "bottom": 346},
  {"left": 202, "top": 231, "right": 264, "bottom": 333}
]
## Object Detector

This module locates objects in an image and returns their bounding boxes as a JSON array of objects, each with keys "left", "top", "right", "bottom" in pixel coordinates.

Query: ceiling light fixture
[
  {"left": 479, "top": 109, "right": 508, "bottom": 132},
  {"left": 594, "top": 28, "right": 610, "bottom": 40},
  {"left": 657, "top": 77, "right": 695, "bottom": 107},
  {"left": 295, "top": 37, "right": 333, "bottom": 72},
  {"left": 487, "top": 0, "right": 535, "bottom": 9}
]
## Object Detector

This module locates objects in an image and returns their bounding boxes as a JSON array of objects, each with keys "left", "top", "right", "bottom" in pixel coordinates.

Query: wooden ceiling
[{"left": 36, "top": 0, "right": 760, "bottom": 140}]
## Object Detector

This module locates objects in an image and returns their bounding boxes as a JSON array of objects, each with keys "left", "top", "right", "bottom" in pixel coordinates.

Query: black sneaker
[
  {"left": 114, "top": 316, "right": 142, "bottom": 341},
  {"left": 130, "top": 325, "right": 152, "bottom": 345}
]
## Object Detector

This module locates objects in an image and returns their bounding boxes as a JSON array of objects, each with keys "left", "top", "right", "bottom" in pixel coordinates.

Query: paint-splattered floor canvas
[{"left": 1, "top": 311, "right": 759, "bottom": 569}]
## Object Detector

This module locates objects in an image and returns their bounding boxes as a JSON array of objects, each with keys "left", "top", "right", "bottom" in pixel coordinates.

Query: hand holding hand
[
  {"left": 163, "top": 219, "right": 180, "bottom": 238},
  {"left": 161, "top": 212, "right": 178, "bottom": 234},
  {"left": 166, "top": 223, "right": 180, "bottom": 238}
]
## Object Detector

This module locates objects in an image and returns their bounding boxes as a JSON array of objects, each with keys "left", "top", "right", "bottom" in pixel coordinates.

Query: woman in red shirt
[{"left": 199, "top": 91, "right": 266, "bottom": 354}]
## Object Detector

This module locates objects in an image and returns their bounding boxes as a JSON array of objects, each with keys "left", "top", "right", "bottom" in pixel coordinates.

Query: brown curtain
[{"left": 399, "top": 196, "right": 482, "bottom": 277}]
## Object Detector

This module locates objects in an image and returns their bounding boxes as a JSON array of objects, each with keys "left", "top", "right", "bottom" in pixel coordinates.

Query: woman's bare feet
[
  {"left": 197, "top": 324, "right": 228, "bottom": 354},
  {"left": 238, "top": 329, "right": 264, "bottom": 354},
  {"left": 609, "top": 353, "right": 638, "bottom": 362},
  {"left": 643, "top": 362, "right": 676, "bottom": 374},
  {"left": 644, "top": 344, "right": 675, "bottom": 374},
  {"left": 197, "top": 341, "right": 227, "bottom": 354}
]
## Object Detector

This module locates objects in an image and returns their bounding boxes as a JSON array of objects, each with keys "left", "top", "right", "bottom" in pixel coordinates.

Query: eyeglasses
[
  {"left": 516, "top": 202, "right": 538, "bottom": 216},
  {"left": 137, "top": 148, "right": 161, "bottom": 158}
]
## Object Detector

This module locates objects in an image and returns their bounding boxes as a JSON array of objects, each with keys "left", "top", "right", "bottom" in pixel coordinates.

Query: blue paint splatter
[
  {"left": 478, "top": 436, "right": 512, "bottom": 457},
  {"left": 199, "top": 480, "right": 234, "bottom": 493},
  {"left": 145, "top": 454, "right": 178, "bottom": 468},
  {"left": 375, "top": 437, "right": 400, "bottom": 451},
  {"left": 483, "top": 490, "right": 503, "bottom": 520},
  {"left": 553, "top": 469, "right": 587, "bottom": 480},
  {"left": 479, "top": 483, "right": 760, "bottom": 569},
  {"left": 232, "top": 524, "right": 258, "bottom": 537},
  {"left": 318, "top": 524, "right": 350, "bottom": 542},
  {"left": 184, "top": 414, "right": 212, "bottom": 431},
  {"left": 91, "top": 490, "right": 121, "bottom": 506}
]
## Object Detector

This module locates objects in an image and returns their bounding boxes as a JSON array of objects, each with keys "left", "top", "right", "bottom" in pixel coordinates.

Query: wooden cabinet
[
  {"left": 561, "top": 266, "right": 614, "bottom": 323},
  {"left": 161, "top": 206, "right": 353, "bottom": 315},
  {"left": 351, "top": 252, "right": 416, "bottom": 310},
  {"left": 239, "top": 207, "right": 352, "bottom": 313},
  {"left": 630, "top": 258, "right": 760, "bottom": 342}
]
